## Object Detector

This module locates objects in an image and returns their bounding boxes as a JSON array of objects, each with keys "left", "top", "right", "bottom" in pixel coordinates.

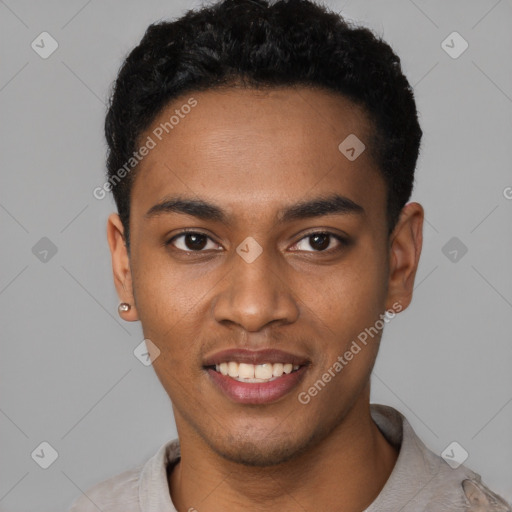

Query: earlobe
[
  {"left": 385, "top": 202, "right": 424, "bottom": 312},
  {"left": 106, "top": 213, "right": 139, "bottom": 322}
]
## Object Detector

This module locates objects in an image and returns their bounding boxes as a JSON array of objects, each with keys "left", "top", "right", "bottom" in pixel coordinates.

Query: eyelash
[{"left": 165, "top": 230, "right": 350, "bottom": 255}]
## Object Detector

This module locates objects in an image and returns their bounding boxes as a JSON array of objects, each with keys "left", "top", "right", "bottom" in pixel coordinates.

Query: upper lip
[{"left": 203, "top": 348, "right": 310, "bottom": 367}]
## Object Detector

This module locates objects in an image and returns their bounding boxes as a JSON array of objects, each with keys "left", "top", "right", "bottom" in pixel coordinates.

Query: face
[{"left": 108, "top": 86, "right": 423, "bottom": 466}]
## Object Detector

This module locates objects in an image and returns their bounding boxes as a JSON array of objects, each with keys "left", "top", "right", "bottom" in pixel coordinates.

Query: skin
[{"left": 107, "top": 86, "right": 424, "bottom": 512}]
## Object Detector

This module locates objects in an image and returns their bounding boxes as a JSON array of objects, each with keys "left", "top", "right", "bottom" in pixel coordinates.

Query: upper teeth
[{"left": 214, "top": 362, "right": 300, "bottom": 381}]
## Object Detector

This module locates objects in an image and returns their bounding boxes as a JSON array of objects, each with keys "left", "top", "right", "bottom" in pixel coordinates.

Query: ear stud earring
[{"left": 118, "top": 302, "right": 131, "bottom": 313}]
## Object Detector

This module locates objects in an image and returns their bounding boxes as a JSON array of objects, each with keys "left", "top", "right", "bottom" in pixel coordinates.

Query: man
[{"left": 72, "top": 0, "right": 511, "bottom": 510}]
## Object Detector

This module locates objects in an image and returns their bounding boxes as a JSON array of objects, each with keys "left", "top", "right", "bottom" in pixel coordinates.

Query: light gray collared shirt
[{"left": 69, "top": 404, "right": 511, "bottom": 511}]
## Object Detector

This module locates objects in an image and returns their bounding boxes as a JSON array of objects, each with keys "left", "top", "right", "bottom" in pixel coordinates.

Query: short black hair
[{"left": 104, "top": 0, "right": 422, "bottom": 250}]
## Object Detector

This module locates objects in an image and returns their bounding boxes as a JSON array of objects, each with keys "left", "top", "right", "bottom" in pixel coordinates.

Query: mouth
[
  {"left": 203, "top": 349, "right": 310, "bottom": 404},
  {"left": 207, "top": 361, "right": 301, "bottom": 383}
]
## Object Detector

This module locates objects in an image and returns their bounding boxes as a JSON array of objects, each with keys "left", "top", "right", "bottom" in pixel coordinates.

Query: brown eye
[
  {"left": 166, "top": 232, "right": 220, "bottom": 252},
  {"left": 292, "top": 232, "right": 349, "bottom": 253},
  {"left": 309, "top": 233, "right": 330, "bottom": 251}
]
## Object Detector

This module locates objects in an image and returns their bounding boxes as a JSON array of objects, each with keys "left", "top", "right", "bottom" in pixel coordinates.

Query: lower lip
[{"left": 206, "top": 366, "right": 308, "bottom": 404}]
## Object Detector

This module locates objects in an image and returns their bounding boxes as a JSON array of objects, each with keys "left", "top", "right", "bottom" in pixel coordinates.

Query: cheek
[
  {"left": 130, "top": 250, "right": 209, "bottom": 369},
  {"left": 308, "top": 245, "right": 388, "bottom": 340},
  {"left": 302, "top": 243, "right": 389, "bottom": 392},
  {"left": 132, "top": 242, "right": 211, "bottom": 325},
  {"left": 296, "top": 258, "right": 388, "bottom": 411},
  {"left": 334, "top": 274, "right": 387, "bottom": 341}
]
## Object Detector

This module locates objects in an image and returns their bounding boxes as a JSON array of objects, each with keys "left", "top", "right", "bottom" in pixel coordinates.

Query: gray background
[{"left": 1, "top": 0, "right": 511, "bottom": 510}]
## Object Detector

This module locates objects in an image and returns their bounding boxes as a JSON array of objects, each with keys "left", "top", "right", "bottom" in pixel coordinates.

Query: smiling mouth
[{"left": 206, "top": 361, "right": 302, "bottom": 383}]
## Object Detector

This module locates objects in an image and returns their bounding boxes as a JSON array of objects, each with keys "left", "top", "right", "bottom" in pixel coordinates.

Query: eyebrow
[{"left": 144, "top": 193, "right": 365, "bottom": 225}]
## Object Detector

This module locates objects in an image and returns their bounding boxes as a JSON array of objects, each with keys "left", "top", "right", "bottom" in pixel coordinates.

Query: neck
[{"left": 169, "top": 397, "right": 398, "bottom": 512}]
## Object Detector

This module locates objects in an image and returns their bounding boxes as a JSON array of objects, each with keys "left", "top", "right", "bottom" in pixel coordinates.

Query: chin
[
  {"left": 204, "top": 426, "right": 320, "bottom": 468},
  {"left": 215, "top": 440, "right": 303, "bottom": 467}
]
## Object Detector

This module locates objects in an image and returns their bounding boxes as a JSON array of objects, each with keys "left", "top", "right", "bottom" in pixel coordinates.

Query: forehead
[{"left": 130, "top": 86, "right": 385, "bottom": 225}]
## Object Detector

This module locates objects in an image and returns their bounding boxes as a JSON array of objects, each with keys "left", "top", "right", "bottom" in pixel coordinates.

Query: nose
[{"left": 212, "top": 245, "right": 299, "bottom": 332}]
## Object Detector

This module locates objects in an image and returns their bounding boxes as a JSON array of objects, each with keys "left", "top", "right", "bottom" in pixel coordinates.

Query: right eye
[{"left": 165, "top": 231, "right": 222, "bottom": 253}]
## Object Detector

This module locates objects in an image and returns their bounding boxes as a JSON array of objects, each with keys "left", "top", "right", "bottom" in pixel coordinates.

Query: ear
[
  {"left": 106, "top": 213, "right": 139, "bottom": 322},
  {"left": 385, "top": 202, "right": 424, "bottom": 312}
]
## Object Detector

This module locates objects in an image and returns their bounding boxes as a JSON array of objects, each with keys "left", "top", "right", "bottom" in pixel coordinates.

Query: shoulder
[
  {"left": 68, "top": 465, "right": 142, "bottom": 512},
  {"left": 368, "top": 405, "right": 511, "bottom": 512},
  {"left": 461, "top": 478, "right": 512, "bottom": 512},
  {"left": 422, "top": 464, "right": 511, "bottom": 511},
  {"left": 68, "top": 439, "right": 181, "bottom": 512}
]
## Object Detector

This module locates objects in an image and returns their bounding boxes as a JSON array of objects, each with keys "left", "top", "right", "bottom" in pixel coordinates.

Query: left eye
[{"left": 292, "top": 232, "right": 347, "bottom": 252}]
